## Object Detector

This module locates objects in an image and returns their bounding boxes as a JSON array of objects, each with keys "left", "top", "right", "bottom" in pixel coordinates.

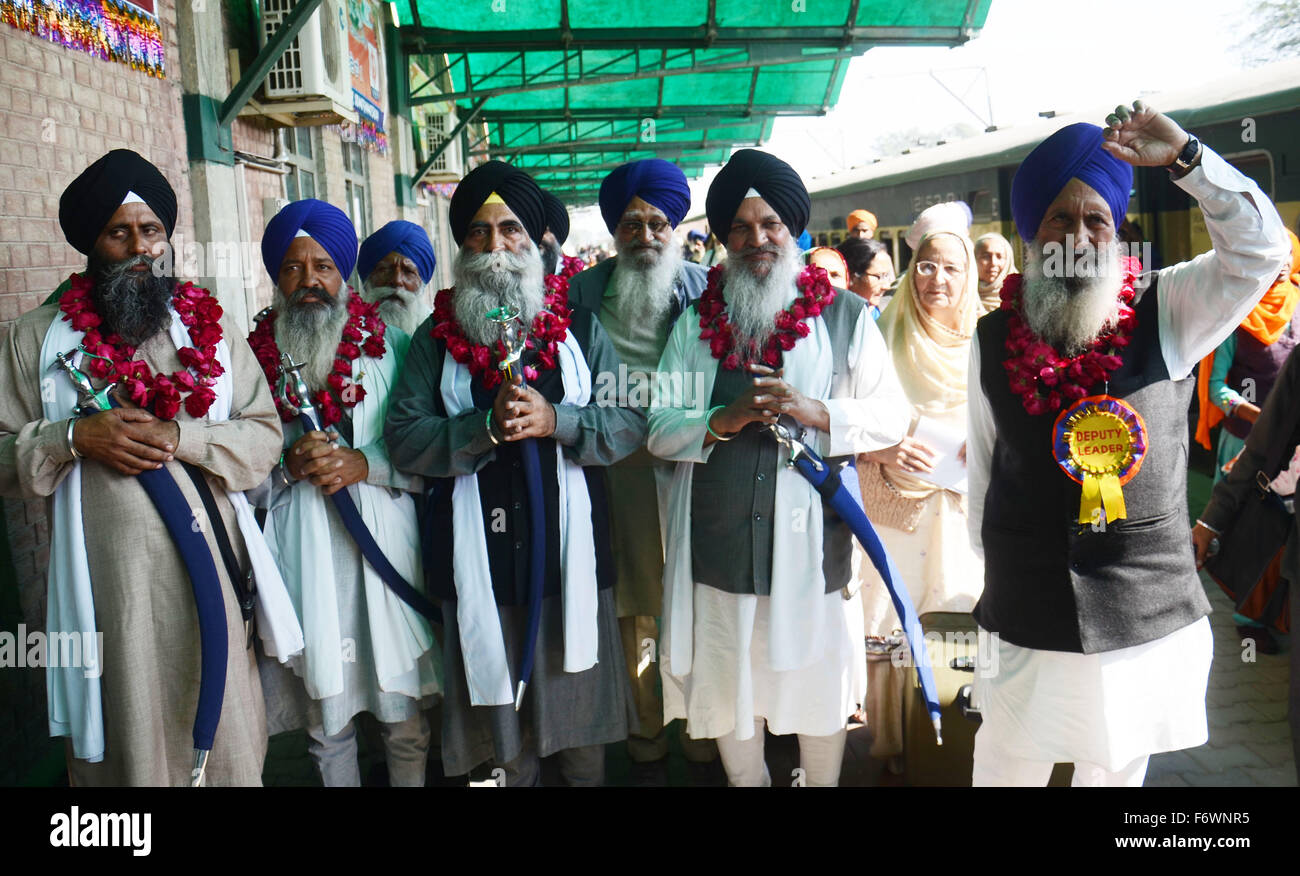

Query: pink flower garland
[
  {"left": 429, "top": 274, "right": 573, "bottom": 391},
  {"left": 697, "top": 263, "right": 835, "bottom": 370},
  {"left": 247, "top": 292, "right": 387, "bottom": 427},
  {"left": 58, "top": 272, "right": 224, "bottom": 420},
  {"left": 1000, "top": 256, "right": 1141, "bottom": 416}
]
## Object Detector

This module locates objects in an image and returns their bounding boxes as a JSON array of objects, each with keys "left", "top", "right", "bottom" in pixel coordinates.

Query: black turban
[
  {"left": 59, "top": 149, "right": 177, "bottom": 255},
  {"left": 705, "top": 149, "right": 809, "bottom": 242},
  {"left": 449, "top": 160, "right": 546, "bottom": 246},
  {"left": 541, "top": 189, "right": 570, "bottom": 244}
]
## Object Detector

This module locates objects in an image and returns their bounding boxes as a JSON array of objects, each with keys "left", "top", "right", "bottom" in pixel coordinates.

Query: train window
[
  {"left": 1223, "top": 150, "right": 1274, "bottom": 200},
  {"left": 968, "top": 189, "right": 993, "bottom": 221}
]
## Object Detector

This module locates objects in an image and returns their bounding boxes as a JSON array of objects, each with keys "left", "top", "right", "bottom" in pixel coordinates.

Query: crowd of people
[{"left": 2, "top": 98, "right": 1296, "bottom": 788}]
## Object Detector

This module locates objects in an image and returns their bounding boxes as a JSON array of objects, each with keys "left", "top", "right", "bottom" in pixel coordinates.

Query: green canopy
[{"left": 394, "top": 0, "right": 992, "bottom": 203}]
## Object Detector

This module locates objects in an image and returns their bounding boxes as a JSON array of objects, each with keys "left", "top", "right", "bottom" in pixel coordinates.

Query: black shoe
[
  {"left": 1238, "top": 624, "right": 1281, "bottom": 655},
  {"left": 628, "top": 758, "right": 670, "bottom": 787}
]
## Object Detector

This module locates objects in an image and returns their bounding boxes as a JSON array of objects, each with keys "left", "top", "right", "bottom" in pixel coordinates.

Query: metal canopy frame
[{"left": 395, "top": 0, "right": 991, "bottom": 198}]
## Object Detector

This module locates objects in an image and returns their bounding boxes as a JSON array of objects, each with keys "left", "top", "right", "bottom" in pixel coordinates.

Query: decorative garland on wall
[{"left": 1, "top": 0, "right": 166, "bottom": 78}]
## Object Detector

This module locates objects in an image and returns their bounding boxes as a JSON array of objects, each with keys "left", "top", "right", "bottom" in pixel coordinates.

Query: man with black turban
[
  {"left": 967, "top": 101, "right": 1291, "bottom": 786},
  {"left": 384, "top": 160, "right": 644, "bottom": 786},
  {"left": 0, "top": 149, "right": 295, "bottom": 785},
  {"left": 566, "top": 158, "right": 720, "bottom": 784},
  {"left": 249, "top": 199, "right": 441, "bottom": 787},
  {"left": 357, "top": 219, "right": 438, "bottom": 339},
  {"left": 648, "top": 150, "right": 909, "bottom": 787}
]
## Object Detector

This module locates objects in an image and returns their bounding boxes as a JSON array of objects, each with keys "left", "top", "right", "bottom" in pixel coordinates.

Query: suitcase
[{"left": 900, "top": 612, "right": 1072, "bottom": 786}]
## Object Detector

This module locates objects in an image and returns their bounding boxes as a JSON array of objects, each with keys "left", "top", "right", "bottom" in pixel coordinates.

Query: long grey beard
[
  {"left": 273, "top": 283, "right": 351, "bottom": 393},
  {"left": 452, "top": 243, "right": 546, "bottom": 348},
  {"left": 721, "top": 239, "right": 803, "bottom": 354},
  {"left": 362, "top": 283, "right": 431, "bottom": 336},
  {"left": 612, "top": 236, "right": 683, "bottom": 326},
  {"left": 1021, "top": 241, "right": 1123, "bottom": 355},
  {"left": 88, "top": 252, "right": 175, "bottom": 347}
]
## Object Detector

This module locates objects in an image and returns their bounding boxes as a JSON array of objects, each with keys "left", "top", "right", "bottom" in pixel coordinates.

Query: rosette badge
[{"left": 1052, "top": 396, "right": 1148, "bottom": 525}]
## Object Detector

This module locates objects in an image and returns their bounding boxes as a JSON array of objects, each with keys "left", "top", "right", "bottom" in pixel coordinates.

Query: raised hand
[{"left": 1100, "top": 100, "right": 1191, "bottom": 167}]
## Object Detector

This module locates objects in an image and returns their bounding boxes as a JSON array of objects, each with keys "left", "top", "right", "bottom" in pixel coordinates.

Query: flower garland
[
  {"left": 429, "top": 274, "right": 572, "bottom": 390},
  {"left": 697, "top": 263, "right": 836, "bottom": 370},
  {"left": 247, "top": 292, "right": 387, "bottom": 427},
  {"left": 58, "top": 272, "right": 224, "bottom": 420},
  {"left": 1000, "top": 256, "right": 1141, "bottom": 416},
  {"left": 558, "top": 254, "right": 586, "bottom": 282}
]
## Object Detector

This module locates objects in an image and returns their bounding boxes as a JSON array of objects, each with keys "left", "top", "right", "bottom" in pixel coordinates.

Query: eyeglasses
[
  {"left": 914, "top": 260, "right": 965, "bottom": 279},
  {"left": 618, "top": 219, "right": 671, "bottom": 236},
  {"left": 866, "top": 272, "right": 894, "bottom": 283}
]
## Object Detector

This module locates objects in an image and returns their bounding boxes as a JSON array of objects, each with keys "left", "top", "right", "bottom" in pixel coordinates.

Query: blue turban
[
  {"left": 357, "top": 220, "right": 436, "bottom": 285},
  {"left": 262, "top": 198, "right": 358, "bottom": 283},
  {"left": 1011, "top": 123, "right": 1133, "bottom": 242},
  {"left": 796, "top": 230, "right": 812, "bottom": 251},
  {"left": 598, "top": 159, "right": 692, "bottom": 233}
]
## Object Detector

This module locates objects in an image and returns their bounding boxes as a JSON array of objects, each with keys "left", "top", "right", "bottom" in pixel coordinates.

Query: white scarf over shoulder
[
  {"left": 438, "top": 329, "right": 598, "bottom": 706},
  {"left": 40, "top": 307, "right": 304, "bottom": 763}
]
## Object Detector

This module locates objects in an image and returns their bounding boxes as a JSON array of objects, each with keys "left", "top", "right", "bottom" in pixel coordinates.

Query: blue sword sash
[{"left": 767, "top": 424, "right": 945, "bottom": 744}]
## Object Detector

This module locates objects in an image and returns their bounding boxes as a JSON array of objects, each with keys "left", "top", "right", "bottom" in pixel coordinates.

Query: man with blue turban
[
  {"left": 967, "top": 101, "right": 1291, "bottom": 786},
  {"left": 567, "top": 158, "right": 721, "bottom": 784},
  {"left": 384, "top": 160, "right": 644, "bottom": 786},
  {"left": 357, "top": 219, "right": 437, "bottom": 340},
  {"left": 251, "top": 198, "right": 441, "bottom": 787}
]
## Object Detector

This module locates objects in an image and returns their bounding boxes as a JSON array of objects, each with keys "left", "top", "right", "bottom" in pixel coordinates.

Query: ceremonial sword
[{"left": 764, "top": 421, "right": 945, "bottom": 745}]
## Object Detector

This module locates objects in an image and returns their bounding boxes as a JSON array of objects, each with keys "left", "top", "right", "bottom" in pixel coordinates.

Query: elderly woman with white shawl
[{"left": 853, "top": 202, "right": 984, "bottom": 766}]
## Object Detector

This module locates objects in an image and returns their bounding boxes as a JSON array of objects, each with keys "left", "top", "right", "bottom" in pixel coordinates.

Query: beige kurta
[{"left": 0, "top": 302, "right": 284, "bottom": 786}]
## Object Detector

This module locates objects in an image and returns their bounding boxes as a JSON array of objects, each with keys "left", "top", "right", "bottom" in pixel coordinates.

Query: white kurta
[
  {"left": 649, "top": 298, "right": 909, "bottom": 741},
  {"left": 966, "top": 146, "right": 1291, "bottom": 769}
]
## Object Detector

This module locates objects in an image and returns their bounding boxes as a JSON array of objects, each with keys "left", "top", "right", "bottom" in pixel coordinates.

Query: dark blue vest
[{"left": 975, "top": 277, "right": 1210, "bottom": 653}]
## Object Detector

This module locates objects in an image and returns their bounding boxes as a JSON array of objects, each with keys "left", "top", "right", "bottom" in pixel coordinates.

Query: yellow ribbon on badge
[{"left": 1065, "top": 409, "right": 1134, "bottom": 525}]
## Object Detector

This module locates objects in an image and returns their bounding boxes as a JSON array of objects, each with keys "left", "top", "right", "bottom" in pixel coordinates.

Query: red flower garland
[
  {"left": 1000, "top": 256, "right": 1141, "bottom": 416},
  {"left": 58, "top": 272, "right": 225, "bottom": 420},
  {"left": 558, "top": 254, "right": 587, "bottom": 282},
  {"left": 429, "top": 275, "right": 572, "bottom": 390},
  {"left": 247, "top": 291, "right": 387, "bottom": 427},
  {"left": 697, "top": 263, "right": 836, "bottom": 370}
]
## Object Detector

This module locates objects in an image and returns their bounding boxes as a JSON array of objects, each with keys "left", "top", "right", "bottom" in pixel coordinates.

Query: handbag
[
  {"left": 855, "top": 457, "right": 928, "bottom": 533},
  {"left": 1204, "top": 467, "right": 1292, "bottom": 628}
]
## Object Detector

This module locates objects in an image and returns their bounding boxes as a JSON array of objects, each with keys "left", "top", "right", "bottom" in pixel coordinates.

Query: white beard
[
  {"left": 612, "top": 235, "right": 683, "bottom": 326},
  {"left": 721, "top": 238, "right": 803, "bottom": 354},
  {"left": 452, "top": 240, "right": 547, "bottom": 347},
  {"left": 1021, "top": 239, "right": 1123, "bottom": 355},
  {"left": 362, "top": 283, "right": 431, "bottom": 336},
  {"left": 273, "top": 283, "right": 351, "bottom": 394}
]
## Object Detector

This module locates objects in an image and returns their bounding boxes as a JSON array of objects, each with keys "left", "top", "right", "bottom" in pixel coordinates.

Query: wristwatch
[{"left": 1167, "top": 134, "right": 1202, "bottom": 179}]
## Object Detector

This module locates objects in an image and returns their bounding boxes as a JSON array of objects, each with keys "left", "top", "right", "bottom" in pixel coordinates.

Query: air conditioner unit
[
  {"left": 256, "top": 0, "right": 356, "bottom": 124},
  {"left": 417, "top": 108, "right": 463, "bottom": 181}
]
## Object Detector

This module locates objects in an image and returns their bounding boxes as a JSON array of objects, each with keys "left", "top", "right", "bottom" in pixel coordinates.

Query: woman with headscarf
[
  {"left": 851, "top": 205, "right": 983, "bottom": 766},
  {"left": 1196, "top": 230, "right": 1300, "bottom": 485},
  {"left": 973, "top": 231, "right": 1017, "bottom": 314},
  {"left": 807, "top": 246, "right": 850, "bottom": 290}
]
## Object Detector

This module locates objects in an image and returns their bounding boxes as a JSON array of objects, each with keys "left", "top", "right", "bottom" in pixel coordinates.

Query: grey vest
[
  {"left": 975, "top": 276, "right": 1210, "bottom": 653},
  {"left": 691, "top": 289, "right": 867, "bottom": 595}
]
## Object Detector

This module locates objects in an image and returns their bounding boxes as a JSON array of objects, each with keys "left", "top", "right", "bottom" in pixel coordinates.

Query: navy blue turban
[
  {"left": 59, "top": 149, "right": 177, "bottom": 255},
  {"left": 599, "top": 159, "right": 692, "bottom": 233},
  {"left": 449, "top": 160, "right": 546, "bottom": 246},
  {"left": 706, "top": 149, "right": 810, "bottom": 242},
  {"left": 1011, "top": 122, "right": 1133, "bottom": 242},
  {"left": 542, "top": 190, "right": 570, "bottom": 244},
  {"left": 261, "top": 199, "right": 358, "bottom": 282},
  {"left": 357, "top": 220, "right": 436, "bottom": 285}
]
